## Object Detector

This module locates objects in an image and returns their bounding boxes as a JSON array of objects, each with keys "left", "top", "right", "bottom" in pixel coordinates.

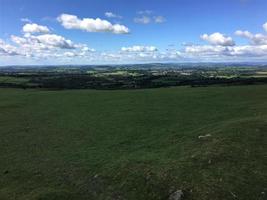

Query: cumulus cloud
[
  {"left": 22, "top": 23, "right": 50, "bottom": 34},
  {"left": 235, "top": 30, "right": 267, "bottom": 45},
  {"left": 229, "top": 45, "right": 267, "bottom": 57},
  {"left": 11, "top": 34, "right": 77, "bottom": 51},
  {"left": 201, "top": 32, "right": 235, "bottom": 46},
  {"left": 0, "top": 39, "right": 19, "bottom": 56},
  {"left": 105, "top": 12, "right": 122, "bottom": 19},
  {"left": 64, "top": 52, "right": 76, "bottom": 57},
  {"left": 235, "top": 30, "right": 253, "bottom": 38},
  {"left": 121, "top": 45, "right": 158, "bottom": 52},
  {"left": 9, "top": 34, "right": 94, "bottom": 58},
  {"left": 57, "top": 13, "right": 129, "bottom": 34},
  {"left": 263, "top": 22, "right": 267, "bottom": 32},
  {"left": 234, "top": 22, "right": 267, "bottom": 46},
  {"left": 184, "top": 44, "right": 267, "bottom": 58},
  {"left": 10, "top": 35, "right": 27, "bottom": 46},
  {"left": 185, "top": 45, "right": 230, "bottom": 56},
  {"left": 34, "top": 34, "right": 76, "bottom": 49},
  {"left": 5, "top": 22, "right": 94, "bottom": 59},
  {"left": 81, "top": 46, "right": 95, "bottom": 52},
  {"left": 3, "top": 16, "right": 267, "bottom": 64},
  {"left": 99, "top": 48, "right": 181, "bottom": 63},
  {"left": 76, "top": 45, "right": 180, "bottom": 63}
]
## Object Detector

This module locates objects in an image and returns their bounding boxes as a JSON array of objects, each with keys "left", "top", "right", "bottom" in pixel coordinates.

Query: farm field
[{"left": 0, "top": 85, "right": 267, "bottom": 200}]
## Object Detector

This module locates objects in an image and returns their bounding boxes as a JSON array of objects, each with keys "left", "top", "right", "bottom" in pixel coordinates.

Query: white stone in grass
[
  {"left": 198, "top": 134, "right": 212, "bottom": 139},
  {"left": 169, "top": 190, "right": 183, "bottom": 200}
]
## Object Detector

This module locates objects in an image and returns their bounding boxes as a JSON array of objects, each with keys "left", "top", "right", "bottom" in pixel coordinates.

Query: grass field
[
  {"left": 0, "top": 76, "right": 30, "bottom": 84},
  {"left": 0, "top": 85, "right": 267, "bottom": 200}
]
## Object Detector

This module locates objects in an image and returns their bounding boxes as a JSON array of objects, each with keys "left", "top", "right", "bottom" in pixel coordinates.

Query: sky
[{"left": 1, "top": 0, "right": 267, "bottom": 65}]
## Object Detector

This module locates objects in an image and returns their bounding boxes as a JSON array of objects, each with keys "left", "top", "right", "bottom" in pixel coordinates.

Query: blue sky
[{"left": 1, "top": 0, "right": 267, "bottom": 65}]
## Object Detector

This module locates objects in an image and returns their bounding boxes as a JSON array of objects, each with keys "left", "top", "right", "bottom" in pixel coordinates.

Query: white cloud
[
  {"left": 0, "top": 22, "right": 94, "bottom": 62},
  {"left": 7, "top": 24, "right": 94, "bottom": 59},
  {"left": 121, "top": 45, "right": 158, "bottom": 52},
  {"left": 229, "top": 45, "right": 267, "bottom": 57},
  {"left": 184, "top": 44, "right": 267, "bottom": 58},
  {"left": 57, "top": 13, "right": 129, "bottom": 34},
  {"left": 154, "top": 16, "right": 166, "bottom": 23},
  {"left": 234, "top": 22, "right": 267, "bottom": 45},
  {"left": 134, "top": 10, "right": 166, "bottom": 24},
  {"left": 235, "top": 30, "right": 253, "bottom": 38},
  {"left": 81, "top": 46, "right": 95, "bottom": 52},
  {"left": 3, "top": 17, "right": 267, "bottom": 64},
  {"left": 185, "top": 45, "right": 229, "bottom": 56},
  {"left": 99, "top": 48, "right": 181, "bottom": 63},
  {"left": 263, "top": 22, "right": 267, "bottom": 32},
  {"left": 201, "top": 32, "right": 235, "bottom": 46},
  {"left": 10, "top": 35, "right": 27, "bottom": 46},
  {"left": 11, "top": 34, "right": 77, "bottom": 51},
  {"left": 235, "top": 30, "right": 267, "bottom": 45},
  {"left": 0, "top": 39, "right": 19, "bottom": 56},
  {"left": 134, "top": 15, "right": 166, "bottom": 24},
  {"left": 157, "top": 49, "right": 181, "bottom": 60},
  {"left": 105, "top": 12, "right": 122, "bottom": 19},
  {"left": 134, "top": 16, "right": 151, "bottom": 24},
  {"left": 20, "top": 18, "right": 31, "bottom": 23},
  {"left": 33, "top": 34, "right": 76, "bottom": 49},
  {"left": 22, "top": 23, "right": 50, "bottom": 34},
  {"left": 64, "top": 52, "right": 76, "bottom": 57}
]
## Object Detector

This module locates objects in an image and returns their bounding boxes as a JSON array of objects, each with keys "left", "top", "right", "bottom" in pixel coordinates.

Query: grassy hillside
[{"left": 0, "top": 85, "right": 266, "bottom": 200}]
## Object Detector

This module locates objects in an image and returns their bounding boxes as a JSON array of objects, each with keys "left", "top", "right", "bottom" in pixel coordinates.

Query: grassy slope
[{"left": 0, "top": 85, "right": 266, "bottom": 200}]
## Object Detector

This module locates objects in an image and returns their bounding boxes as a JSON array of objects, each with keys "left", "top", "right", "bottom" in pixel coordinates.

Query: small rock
[
  {"left": 169, "top": 190, "right": 183, "bottom": 200},
  {"left": 198, "top": 134, "right": 212, "bottom": 139},
  {"left": 230, "top": 191, "right": 237, "bottom": 198},
  {"left": 3, "top": 170, "right": 9, "bottom": 174},
  {"left": 94, "top": 174, "right": 99, "bottom": 178}
]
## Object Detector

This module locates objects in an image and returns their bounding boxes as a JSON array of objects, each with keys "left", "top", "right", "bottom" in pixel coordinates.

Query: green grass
[
  {"left": 0, "top": 76, "right": 30, "bottom": 84},
  {"left": 0, "top": 85, "right": 267, "bottom": 200}
]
